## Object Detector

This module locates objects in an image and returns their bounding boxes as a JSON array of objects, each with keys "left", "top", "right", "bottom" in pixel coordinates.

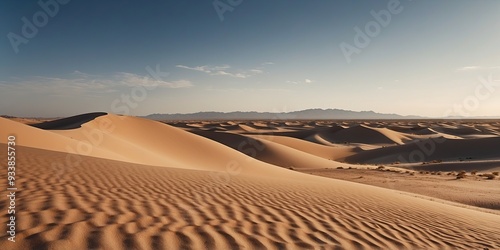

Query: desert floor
[
  {"left": 299, "top": 168, "right": 500, "bottom": 214},
  {"left": 1, "top": 113, "right": 500, "bottom": 249}
]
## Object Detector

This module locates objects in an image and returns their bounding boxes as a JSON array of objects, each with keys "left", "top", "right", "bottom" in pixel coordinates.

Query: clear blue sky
[{"left": 1, "top": 0, "right": 499, "bottom": 117}]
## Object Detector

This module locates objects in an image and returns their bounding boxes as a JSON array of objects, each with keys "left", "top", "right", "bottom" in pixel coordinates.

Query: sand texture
[{"left": 1, "top": 114, "right": 500, "bottom": 249}]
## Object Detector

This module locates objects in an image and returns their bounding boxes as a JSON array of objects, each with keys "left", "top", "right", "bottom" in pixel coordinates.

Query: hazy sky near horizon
[{"left": 1, "top": 0, "right": 499, "bottom": 117}]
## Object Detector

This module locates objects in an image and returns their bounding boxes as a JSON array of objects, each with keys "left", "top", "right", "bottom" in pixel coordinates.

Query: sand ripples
[{"left": 1, "top": 146, "right": 499, "bottom": 249}]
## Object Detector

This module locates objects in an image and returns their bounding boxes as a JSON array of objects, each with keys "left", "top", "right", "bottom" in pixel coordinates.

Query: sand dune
[
  {"left": 174, "top": 120, "right": 500, "bottom": 204},
  {"left": 249, "top": 134, "right": 361, "bottom": 160},
  {"left": 304, "top": 168, "right": 500, "bottom": 212},
  {"left": 193, "top": 131, "right": 346, "bottom": 169},
  {"left": 430, "top": 124, "right": 483, "bottom": 136},
  {"left": 2, "top": 146, "right": 500, "bottom": 249},
  {"left": 31, "top": 112, "right": 108, "bottom": 130},
  {"left": 1, "top": 114, "right": 299, "bottom": 175},
  {"left": 0, "top": 116, "right": 129, "bottom": 162},
  {"left": 316, "top": 124, "right": 405, "bottom": 145},
  {"left": 1, "top": 115, "right": 500, "bottom": 249},
  {"left": 343, "top": 136, "right": 500, "bottom": 166}
]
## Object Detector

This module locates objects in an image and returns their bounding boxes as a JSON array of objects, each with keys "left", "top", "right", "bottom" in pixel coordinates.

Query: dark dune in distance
[{"left": 30, "top": 112, "right": 108, "bottom": 130}]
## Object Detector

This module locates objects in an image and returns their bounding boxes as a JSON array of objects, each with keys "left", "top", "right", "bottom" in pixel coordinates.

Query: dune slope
[
  {"left": 344, "top": 136, "right": 500, "bottom": 165},
  {"left": 1, "top": 115, "right": 500, "bottom": 249},
  {"left": 1, "top": 146, "right": 500, "bottom": 250},
  {"left": 193, "top": 131, "right": 352, "bottom": 169},
  {"left": 1, "top": 114, "right": 300, "bottom": 176}
]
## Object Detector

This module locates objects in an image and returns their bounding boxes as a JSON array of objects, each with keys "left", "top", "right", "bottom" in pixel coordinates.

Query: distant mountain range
[
  {"left": 143, "top": 109, "right": 424, "bottom": 120},
  {"left": 2, "top": 110, "right": 498, "bottom": 120}
]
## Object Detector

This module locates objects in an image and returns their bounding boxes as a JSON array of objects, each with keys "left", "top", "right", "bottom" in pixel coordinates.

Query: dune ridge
[
  {"left": 182, "top": 120, "right": 500, "bottom": 173},
  {"left": 1, "top": 146, "right": 500, "bottom": 249},
  {"left": 1, "top": 114, "right": 500, "bottom": 249},
  {"left": 31, "top": 112, "right": 108, "bottom": 130},
  {"left": 1, "top": 115, "right": 301, "bottom": 176}
]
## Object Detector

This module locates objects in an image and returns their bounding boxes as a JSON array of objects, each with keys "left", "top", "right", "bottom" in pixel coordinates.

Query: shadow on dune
[
  {"left": 193, "top": 131, "right": 266, "bottom": 157},
  {"left": 31, "top": 112, "right": 108, "bottom": 130},
  {"left": 343, "top": 136, "right": 500, "bottom": 165}
]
